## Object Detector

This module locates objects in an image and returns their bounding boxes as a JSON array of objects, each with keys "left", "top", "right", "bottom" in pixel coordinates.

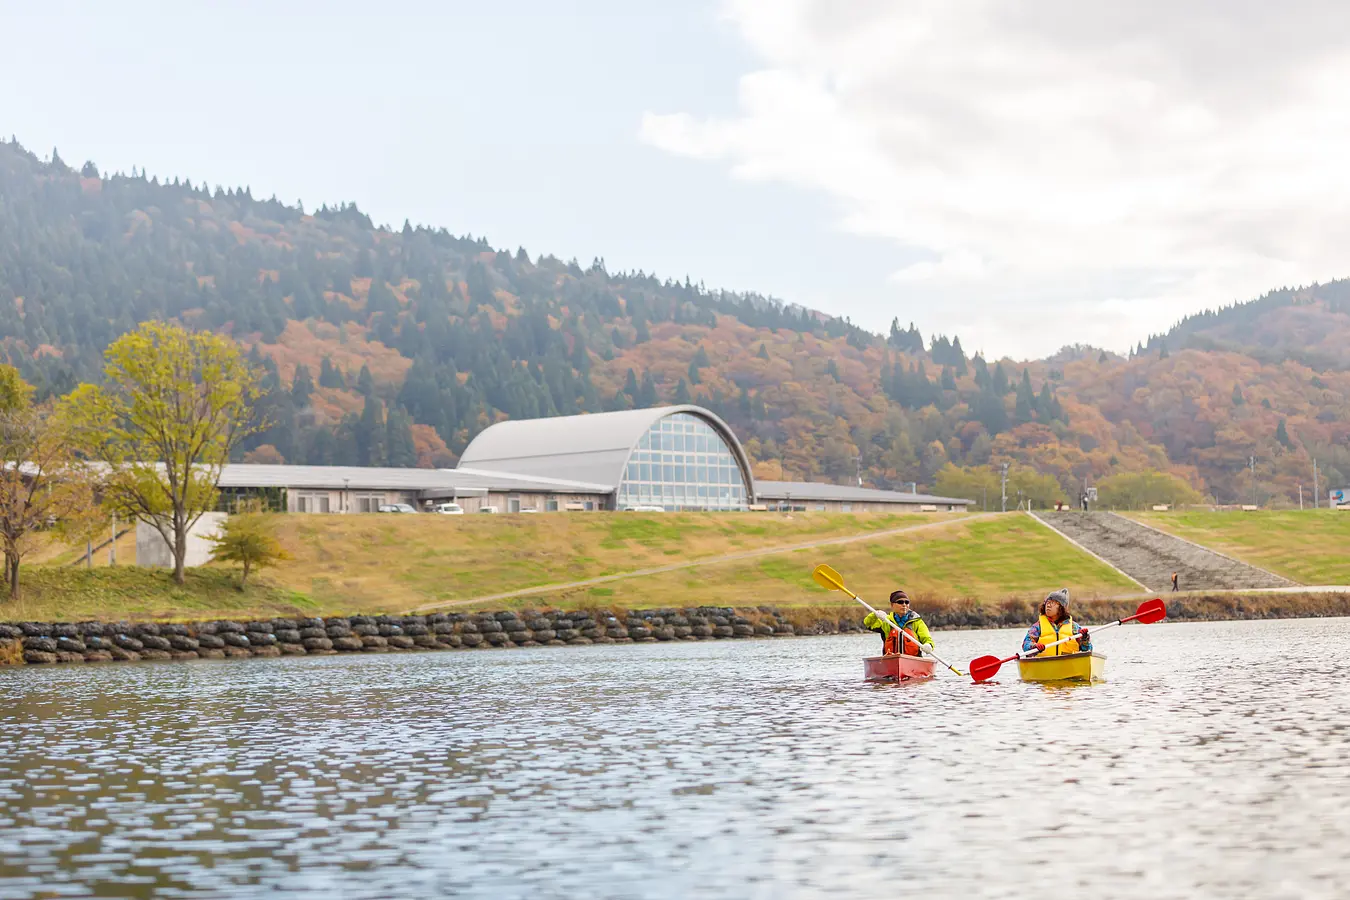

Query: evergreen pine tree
[
  {"left": 757, "top": 343, "right": 770, "bottom": 360},
  {"left": 637, "top": 371, "right": 658, "bottom": 407},
  {"left": 356, "top": 395, "right": 386, "bottom": 466},
  {"left": 673, "top": 378, "right": 692, "bottom": 405},
  {"left": 319, "top": 356, "right": 343, "bottom": 389},
  {"left": 1015, "top": 369, "right": 1035, "bottom": 423},
  {"left": 291, "top": 363, "right": 314, "bottom": 407},
  {"left": 993, "top": 362, "right": 1010, "bottom": 395},
  {"left": 356, "top": 364, "right": 375, "bottom": 397},
  {"left": 386, "top": 405, "right": 418, "bottom": 466},
  {"left": 1275, "top": 419, "right": 1293, "bottom": 448}
]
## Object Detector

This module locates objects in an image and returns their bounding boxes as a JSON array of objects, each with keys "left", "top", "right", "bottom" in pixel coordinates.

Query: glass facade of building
[{"left": 615, "top": 413, "right": 749, "bottom": 511}]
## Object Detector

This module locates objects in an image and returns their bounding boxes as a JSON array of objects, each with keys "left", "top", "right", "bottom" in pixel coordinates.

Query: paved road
[
  {"left": 1033, "top": 511, "right": 1293, "bottom": 592},
  {"left": 407, "top": 513, "right": 1000, "bottom": 612}
]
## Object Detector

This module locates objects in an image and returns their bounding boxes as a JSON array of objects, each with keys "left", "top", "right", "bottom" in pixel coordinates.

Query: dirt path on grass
[{"left": 406, "top": 513, "right": 1002, "bottom": 612}]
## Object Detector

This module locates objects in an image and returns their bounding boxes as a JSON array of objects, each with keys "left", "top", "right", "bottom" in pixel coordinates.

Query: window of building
[
  {"left": 507, "top": 496, "right": 521, "bottom": 513},
  {"left": 841, "top": 502, "right": 853, "bottom": 513},
  {"left": 546, "top": 498, "right": 559, "bottom": 512},
  {"left": 615, "top": 413, "right": 749, "bottom": 512},
  {"left": 296, "top": 493, "right": 331, "bottom": 513},
  {"left": 354, "top": 494, "right": 384, "bottom": 513}
]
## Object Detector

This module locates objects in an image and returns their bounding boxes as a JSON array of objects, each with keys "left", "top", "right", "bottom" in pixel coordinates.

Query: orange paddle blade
[
  {"left": 1134, "top": 598, "right": 1167, "bottom": 624},
  {"left": 969, "top": 655, "right": 1006, "bottom": 683}
]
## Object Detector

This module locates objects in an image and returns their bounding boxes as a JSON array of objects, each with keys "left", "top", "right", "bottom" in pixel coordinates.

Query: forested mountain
[{"left": 1, "top": 138, "right": 1347, "bottom": 506}]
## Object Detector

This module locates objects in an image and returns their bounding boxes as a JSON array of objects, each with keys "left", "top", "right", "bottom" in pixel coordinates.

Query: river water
[{"left": 2, "top": 619, "right": 1349, "bottom": 899}]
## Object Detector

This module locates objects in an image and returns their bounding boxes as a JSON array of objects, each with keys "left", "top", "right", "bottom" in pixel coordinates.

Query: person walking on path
[{"left": 1172, "top": 572, "right": 1179, "bottom": 592}]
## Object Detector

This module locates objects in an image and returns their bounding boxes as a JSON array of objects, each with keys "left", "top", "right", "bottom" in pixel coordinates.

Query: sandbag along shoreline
[
  {"left": 3, "top": 591, "right": 1348, "bottom": 666},
  {"left": 0, "top": 607, "right": 827, "bottom": 666}
]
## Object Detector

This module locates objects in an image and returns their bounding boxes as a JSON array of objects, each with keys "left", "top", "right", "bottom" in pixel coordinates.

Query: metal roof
[
  {"left": 755, "top": 481, "right": 973, "bottom": 506},
  {"left": 217, "top": 464, "right": 611, "bottom": 496},
  {"left": 457, "top": 405, "right": 756, "bottom": 493}
]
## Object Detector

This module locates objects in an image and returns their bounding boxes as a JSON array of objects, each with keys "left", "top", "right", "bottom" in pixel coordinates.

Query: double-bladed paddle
[
  {"left": 811, "top": 563, "right": 965, "bottom": 676},
  {"left": 967, "top": 597, "right": 1167, "bottom": 683}
]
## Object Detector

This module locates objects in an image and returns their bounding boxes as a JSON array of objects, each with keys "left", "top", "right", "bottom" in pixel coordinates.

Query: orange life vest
[{"left": 884, "top": 613, "right": 922, "bottom": 657}]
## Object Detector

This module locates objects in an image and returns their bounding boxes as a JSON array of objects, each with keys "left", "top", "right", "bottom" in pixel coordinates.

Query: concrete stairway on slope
[{"left": 1032, "top": 511, "right": 1294, "bottom": 592}]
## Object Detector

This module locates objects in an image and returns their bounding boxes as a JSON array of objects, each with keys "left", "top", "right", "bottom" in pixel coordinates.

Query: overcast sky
[{"left": 4, "top": 1, "right": 1348, "bottom": 359}]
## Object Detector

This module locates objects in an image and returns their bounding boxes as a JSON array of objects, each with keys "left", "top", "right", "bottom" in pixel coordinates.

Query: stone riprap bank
[{"left": 0, "top": 607, "right": 852, "bottom": 666}]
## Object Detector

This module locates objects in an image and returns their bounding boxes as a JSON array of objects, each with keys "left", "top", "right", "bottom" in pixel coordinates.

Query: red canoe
[{"left": 863, "top": 652, "right": 936, "bottom": 683}]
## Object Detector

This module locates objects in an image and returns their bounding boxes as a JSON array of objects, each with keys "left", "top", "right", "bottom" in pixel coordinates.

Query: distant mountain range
[{"left": 1, "top": 138, "right": 1347, "bottom": 504}]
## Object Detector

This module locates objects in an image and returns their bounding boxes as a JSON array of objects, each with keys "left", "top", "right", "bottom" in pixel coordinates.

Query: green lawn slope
[
  {"left": 1126, "top": 510, "right": 1350, "bottom": 585},
  {"left": 545, "top": 513, "right": 1141, "bottom": 611}
]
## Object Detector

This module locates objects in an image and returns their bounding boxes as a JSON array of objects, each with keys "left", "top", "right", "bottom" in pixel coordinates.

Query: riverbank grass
[
  {"left": 3, "top": 567, "right": 315, "bottom": 623},
  {"left": 544, "top": 513, "right": 1141, "bottom": 611},
  {"left": 1126, "top": 510, "right": 1350, "bottom": 585}
]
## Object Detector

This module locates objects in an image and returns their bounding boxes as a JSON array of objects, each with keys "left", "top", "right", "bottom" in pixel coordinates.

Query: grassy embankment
[
  {"left": 1, "top": 511, "right": 1138, "bottom": 622},
  {"left": 1126, "top": 510, "right": 1350, "bottom": 585}
]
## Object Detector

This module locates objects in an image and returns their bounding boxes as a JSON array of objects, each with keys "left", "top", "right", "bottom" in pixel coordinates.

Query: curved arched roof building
[{"left": 458, "top": 405, "right": 755, "bottom": 511}]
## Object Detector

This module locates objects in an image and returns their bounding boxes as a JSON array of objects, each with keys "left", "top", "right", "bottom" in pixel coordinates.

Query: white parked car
[
  {"left": 622, "top": 505, "right": 666, "bottom": 512},
  {"left": 477, "top": 506, "right": 500, "bottom": 514},
  {"left": 379, "top": 503, "right": 418, "bottom": 514},
  {"left": 433, "top": 502, "right": 465, "bottom": 515}
]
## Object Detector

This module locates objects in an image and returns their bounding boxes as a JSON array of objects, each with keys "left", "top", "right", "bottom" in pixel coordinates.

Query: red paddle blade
[
  {"left": 969, "top": 655, "right": 1004, "bottom": 683},
  {"left": 1134, "top": 598, "right": 1167, "bottom": 624}
]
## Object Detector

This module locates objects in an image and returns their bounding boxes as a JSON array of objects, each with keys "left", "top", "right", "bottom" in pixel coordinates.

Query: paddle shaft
[{"left": 835, "top": 584, "right": 964, "bottom": 675}]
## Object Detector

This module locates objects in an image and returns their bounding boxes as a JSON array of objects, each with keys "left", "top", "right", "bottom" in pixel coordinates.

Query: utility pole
[
  {"left": 109, "top": 512, "right": 117, "bottom": 566},
  {"left": 1299, "top": 484, "right": 1304, "bottom": 510},
  {"left": 854, "top": 455, "right": 863, "bottom": 489},
  {"left": 1250, "top": 455, "right": 1257, "bottom": 508},
  {"left": 1314, "top": 459, "right": 1320, "bottom": 509},
  {"left": 1000, "top": 462, "right": 1009, "bottom": 513}
]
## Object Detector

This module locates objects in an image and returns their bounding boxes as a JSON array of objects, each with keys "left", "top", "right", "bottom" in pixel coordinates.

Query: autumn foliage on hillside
[{"left": 1, "top": 138, "right": 1347, "bottom": 507}]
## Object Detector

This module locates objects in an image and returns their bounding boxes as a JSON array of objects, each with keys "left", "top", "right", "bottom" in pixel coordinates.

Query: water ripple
[{"left": 3, "top": 620, "right": 1350, "bottom": 898}]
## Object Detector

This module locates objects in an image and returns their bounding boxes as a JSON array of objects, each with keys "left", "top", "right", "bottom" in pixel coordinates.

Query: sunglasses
[{"left": 892, "top": 599, "right": 911, "bottom": 605}]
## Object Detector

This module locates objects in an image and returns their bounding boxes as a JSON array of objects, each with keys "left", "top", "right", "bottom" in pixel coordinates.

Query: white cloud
[{"left": 639, "top": 0, "right": 1350, "bottom": 358}]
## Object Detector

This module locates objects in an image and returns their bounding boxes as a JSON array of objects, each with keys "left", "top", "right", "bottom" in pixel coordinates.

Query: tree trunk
[
  {"left": 174, "top": 521, "right": 187, "bottom": 585},
  {"left": 240, "top": 558, "right": 250, "bottom": 588},
  {"left": 7, "top": 552, "right": 20, "bottom": 602}
]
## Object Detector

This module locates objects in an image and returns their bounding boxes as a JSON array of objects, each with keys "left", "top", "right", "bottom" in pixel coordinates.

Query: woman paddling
[
  {"left": 864, "top": 590, "right": 934, "bottom": 657},
  {"left": 1022, "top": 589, "right": 1091, "bottom": 656}
]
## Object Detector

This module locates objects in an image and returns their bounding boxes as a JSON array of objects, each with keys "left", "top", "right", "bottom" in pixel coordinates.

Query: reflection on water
[{"left": 3, "top": 619, "right": 1350, "bottom": 899}]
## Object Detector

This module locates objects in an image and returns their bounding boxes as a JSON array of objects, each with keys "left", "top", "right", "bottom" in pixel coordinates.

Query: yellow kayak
[{"left": 1017, "top": 651, "right": 1107, "bottom": 683}]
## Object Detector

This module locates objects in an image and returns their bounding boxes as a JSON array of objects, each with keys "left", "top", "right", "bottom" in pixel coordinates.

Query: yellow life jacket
[{"left": 1037, "top": 615, "right": 1079, "bottom": 655}]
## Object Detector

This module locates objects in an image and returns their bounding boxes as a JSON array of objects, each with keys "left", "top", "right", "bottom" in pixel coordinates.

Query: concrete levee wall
[{"left": 135, "top": 513, "right": 227, "bottom": 568}]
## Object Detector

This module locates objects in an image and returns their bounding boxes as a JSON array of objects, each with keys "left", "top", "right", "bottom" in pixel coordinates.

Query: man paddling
[
  {"left": 863, "top": 590, "right": 934, "bottom": 657},
  {"left": 1022, "top": 589, "right": 1091, "bottom": 656}
]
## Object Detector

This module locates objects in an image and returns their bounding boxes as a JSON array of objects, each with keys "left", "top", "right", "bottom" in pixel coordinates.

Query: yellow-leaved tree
[
  {"left": 1096, "top": 470, "right": 1204, "bottom": 510},
  {"left": 0, "top": 365, "right": 96, "bottom": 601},
  {"left": 206, "top": 509, "right": 289, "bottom": 588},
  {"left": 63, "top": 321, "right": 262, "bottom": 584}
]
